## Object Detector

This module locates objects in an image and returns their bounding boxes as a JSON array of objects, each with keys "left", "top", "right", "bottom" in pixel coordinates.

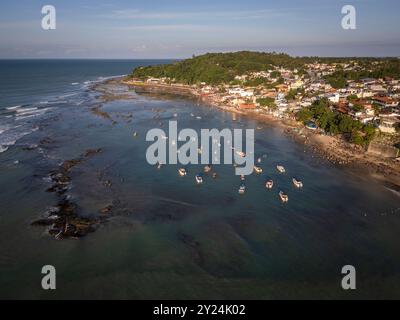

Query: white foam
[
  {"left": 6, "top": 105, "right": 21, "bottom": 110},
  {"left": 16, "top": 107, "right": 38, "bottom": 113},
  {"left": 0, "top": 145, "right": 8, "bottom": 153}
]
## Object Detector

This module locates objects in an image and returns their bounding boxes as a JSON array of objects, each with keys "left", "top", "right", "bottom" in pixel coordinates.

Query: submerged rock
[{"left": 33, "top": 148, "right": 107, "bottom": 240}]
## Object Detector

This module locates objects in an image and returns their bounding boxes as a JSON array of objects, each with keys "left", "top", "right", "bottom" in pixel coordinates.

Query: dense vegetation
[
  {"left": 130, "top": 51, "right": 400, "bottom": 86},
  {"left": 131, "top": 51, "right": 308, "bottom": 85},
  {"left": 325, "top": 59, "right": 400, "bottom": 88},
  {"left": 296, "top": 98, "right": 376, "bottom": 146}
]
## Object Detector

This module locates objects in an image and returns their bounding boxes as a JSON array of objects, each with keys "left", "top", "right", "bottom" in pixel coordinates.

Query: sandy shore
[{"left": 117, "top": 78, "right": 400, "bottom": 187}]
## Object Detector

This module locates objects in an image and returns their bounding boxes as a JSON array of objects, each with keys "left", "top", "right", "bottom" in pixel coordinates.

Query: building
[{"left": 378, "top": 117, "right": 399, "bottom": 134}]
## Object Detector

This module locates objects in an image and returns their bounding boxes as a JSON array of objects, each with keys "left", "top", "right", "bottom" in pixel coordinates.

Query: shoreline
[{"left": 115, "top": 78, "right": 400, "bottom": 187}]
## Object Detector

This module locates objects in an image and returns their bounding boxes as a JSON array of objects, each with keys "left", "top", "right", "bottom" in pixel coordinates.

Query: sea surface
[{"left": 0, "top": 60, "right": 399, "bottom": 299}]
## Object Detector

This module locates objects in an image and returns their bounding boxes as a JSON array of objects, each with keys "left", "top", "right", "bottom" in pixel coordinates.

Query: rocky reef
[{"left": 31, "top": 148, "right": 107, "bottom": 240}]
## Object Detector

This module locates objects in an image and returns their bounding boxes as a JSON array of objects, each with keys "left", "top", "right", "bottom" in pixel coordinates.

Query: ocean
[{"left": 0, "top": 60, "right": 399, "bottom": 299}]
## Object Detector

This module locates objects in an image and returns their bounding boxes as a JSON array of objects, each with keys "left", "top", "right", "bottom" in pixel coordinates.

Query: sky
[{"left": 0, "top": 0, "right": 399, "bottom": 58}]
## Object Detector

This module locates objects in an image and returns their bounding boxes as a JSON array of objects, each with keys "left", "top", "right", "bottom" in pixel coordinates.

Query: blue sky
[{"left": 0, "top": 0, "right": 399, "bottom": 58}]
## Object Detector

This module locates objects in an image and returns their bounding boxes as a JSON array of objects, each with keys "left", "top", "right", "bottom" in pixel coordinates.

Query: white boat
[
  {"left": 265, "top": 180, "right": 274, "bottom": 189},
  {"left": 195, "top": 174, "right": 203, "bottom": 184},
  {"left": 292, "top": 178, "right": 303, "bottom": 188},
  {"left": 178, "top": 168, "right": 187, "bottom": 176},
  {"left": 238, "top": 183, "right": 246, "bottom": 194},
  {"left": 254, "top": 166, "right": 263, "bottom": 174},
  {"left": 276, "top": 165, "right": 286, "bottom": 173},
  {"left": 240, "top": 175, "right": 246, "bottom": 181},
  {"left": 212, "top": 173, "right": 218, "bottom": 179},
  {"left": 204, "top": 165, "right": 212, "bottom": 173},
  {"left": 157, "top": 162, "right": 163, "bottom": 169},
  {"left": 279, "top": 191, "right": 289, "bottom": 202},
  {"left": 257, "top": 157, "right": 262, "bottom": 164}
]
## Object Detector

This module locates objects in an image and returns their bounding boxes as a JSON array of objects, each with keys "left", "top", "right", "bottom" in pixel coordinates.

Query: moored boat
[
  {"left": 178, "top": 168, "right": 187, "bottom": 176},
  {"left": 195, "top": 174, "right": 203, "bottom": 184},
  {"left": 276, "top": 165, "right": 286, "bottom": 173},
  {"left": 265, "top": 180, "right": 274, "bottom": 189},
  {"left": 240, "top": 174, "right": 246, "bottom": 181},
  {"left": 157, "top": 162, "right": 163, "bottom": 169},
  {"left": 254, "top": 166, "right": 263, "bottom": 174},
  {"left": 238, "top": 182, "right": 246, "bottom": 194},
  {"left": 279, "top": 191, "right": 289, "bottom": 202},
  {"left": 204, "top": 165, "right": 212, "bottom": 173},
  {"left": 292, "top": 178, "right": 303, "bottom": 188},
  {"left": 236, "top": 151, "right": 246, "bottom": 158}
]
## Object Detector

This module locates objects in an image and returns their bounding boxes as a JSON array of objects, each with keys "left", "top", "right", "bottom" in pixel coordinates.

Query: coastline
[{"left": 117, "top": 78, "right": 400, "bottom": 188}]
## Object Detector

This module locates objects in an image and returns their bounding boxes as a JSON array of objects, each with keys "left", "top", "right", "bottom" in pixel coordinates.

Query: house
[
  {"left": 373, "top": 96, "right": 399, "bottom": 108},
  {"left": 379, "top": 117, "right": 399, "bottom": 134}
]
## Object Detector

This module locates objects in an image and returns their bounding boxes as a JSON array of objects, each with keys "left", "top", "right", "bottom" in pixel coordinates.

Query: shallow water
[{"left": 0, "top": 61, "right": 399, "bottom": 299}]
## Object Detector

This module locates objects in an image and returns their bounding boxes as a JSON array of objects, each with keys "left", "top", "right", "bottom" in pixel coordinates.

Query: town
[{"left": 126, "top": 52, "right": 400, "bottom": 161}]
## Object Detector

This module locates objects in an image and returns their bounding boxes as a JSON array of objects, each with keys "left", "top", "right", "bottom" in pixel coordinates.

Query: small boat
[
  {"left": 292, "top": 178, "right": 303, "bottom": 188},
  {"left": 133, "top": 131, "right": 138, "bottom": 137},
  {"left": 212, "top": 173, "right": 218, "bottom": 179},
  {"left": 195, "top": 174, "right": 203, "bottom": 184},
  {"left": 204, "top": 165, "right": 212, "bottom": 173},
  {"left": 236, "top": 151, "right": 246, "bottom": 158},
  {"left": 276, "top": 165, "right": 286, "bottom": 173},
  {"left": 254, "top": 166, "right": 263, "bottom": 174},
  {"left": 157, "top": 162, "right": 163, "bottom": 169},
  {"left": 178, "top": 168, "right": 187, "bottom": 176},
  {"left": 279, "top": 191, "right": 289, "bottom": 203},
  {"left": 238, "top": 182, "right": 246, "bottom": 194},
  {"left": 265, "top": 180, "right": 274, "bottom": 189},
  {"left": 240, "top": 175, "right": 246, "bottom": 181},
  {"left": 257, "top": 157, "right": 262, "bottom": 164}
]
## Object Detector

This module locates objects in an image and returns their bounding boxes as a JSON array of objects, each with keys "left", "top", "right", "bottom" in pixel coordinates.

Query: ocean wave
[
  {"left": 0, "top": 145, "right": 8, "bottom": 153},
  {"left": 6, "top": 105, "right": 22, "bottom": 110},
  {"left": 0, "top": 126, "right": 39, "bottom": 153},
  {"left": 16, "top": 107, "right": 38, "bottom": 113}
]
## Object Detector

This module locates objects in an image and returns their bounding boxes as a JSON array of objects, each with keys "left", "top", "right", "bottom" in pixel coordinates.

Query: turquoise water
[{"left": 0, "top": 60, "right": 399, "bottom": 299}]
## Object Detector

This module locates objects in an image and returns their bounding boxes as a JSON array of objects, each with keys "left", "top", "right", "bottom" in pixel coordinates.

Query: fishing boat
[
  {"left": 195, "top": 174, "right": 203, "bottom": 184},
  {"left": 265, "top": 180, "right": 274, "bottom": 189},
  {"left": 212, "top": 173, "right": 218, "bottom": 179},
  {"left": 238, "top": 182, "right": 246, "bottom": 194},
  {"left": 276, "top": 165, "right": 286, "bottom": 173},
  {"left": 279, "top": 191, "right": 289, "bottom": 202},
  {"left": 240, "top": 175, "right": 246, "bottom": 181},
  {"left": 204, "top": 165, "right": 212, "bottom": 173},
  {"left": 254, "top": 166, "right": 263, "bottom": 174},
  {"left": 178, "top": 168, "right": 187, "bottom": 176},
  {"left": 292, "top": 178, "right": 303, "bottom": 188}
]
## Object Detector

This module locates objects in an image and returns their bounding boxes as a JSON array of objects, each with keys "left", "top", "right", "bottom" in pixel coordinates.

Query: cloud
[{"left": 104, "top": 9, "right": 291, "bottom": 20}]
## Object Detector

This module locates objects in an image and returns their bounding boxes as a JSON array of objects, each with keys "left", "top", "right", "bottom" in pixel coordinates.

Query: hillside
[{"left": 129, "top": 51, "right": 400, "bottom": 86}]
